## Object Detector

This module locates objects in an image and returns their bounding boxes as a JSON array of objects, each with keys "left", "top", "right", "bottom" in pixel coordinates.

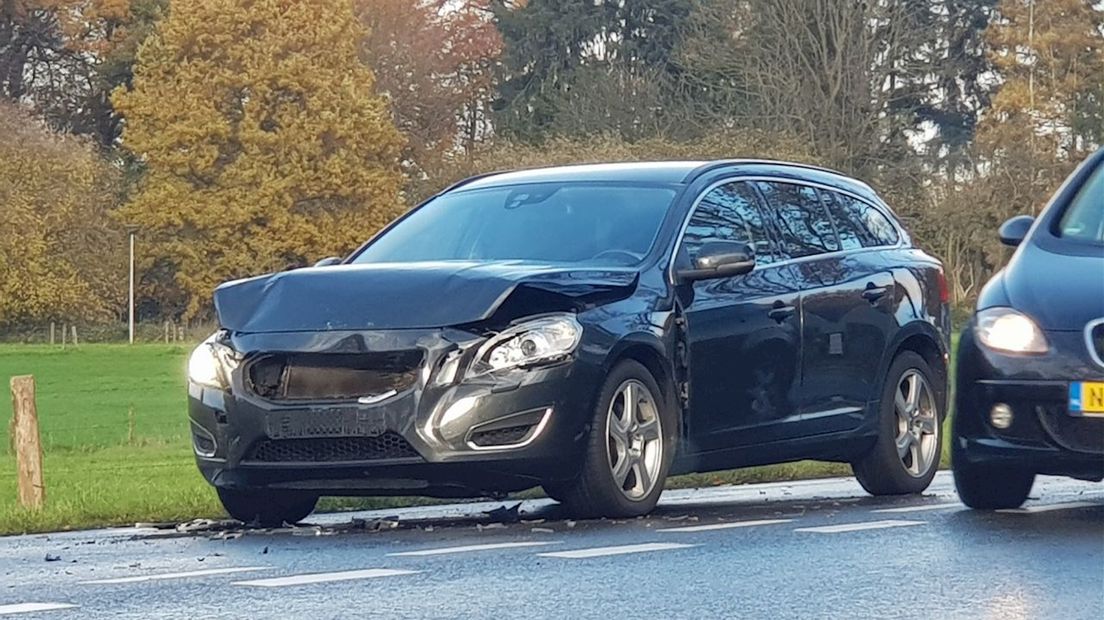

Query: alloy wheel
[
  {"left": 605, "top": 379, "right": 664, "bottom": 500},
  {"left": 894, "top": 369, "right": 939, "bottom": 477}
]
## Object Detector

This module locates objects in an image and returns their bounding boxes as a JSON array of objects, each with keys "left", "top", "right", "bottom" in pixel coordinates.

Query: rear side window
[
  {"left": 755, "top": 181, "right": 839, "bottom": 258},
  {"left": 821, "top": 190, "right": 900, "bottom": 248},
  {"left": 682, "top": 181, "right": 777, "bottom": 264}
]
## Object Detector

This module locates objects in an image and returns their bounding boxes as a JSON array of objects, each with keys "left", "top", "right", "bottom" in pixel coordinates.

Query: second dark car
[{"left": 188, "top": 160, "right": 951, "bottom": 523}]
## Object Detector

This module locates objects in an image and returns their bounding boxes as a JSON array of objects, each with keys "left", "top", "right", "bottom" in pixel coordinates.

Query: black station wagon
[{"left": 187, "top": 160, "right": 952, "bottom": 524}]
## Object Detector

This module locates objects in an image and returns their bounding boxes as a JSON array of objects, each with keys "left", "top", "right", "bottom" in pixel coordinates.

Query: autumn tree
[
  {"left": 0, "top": 0, "right": 165, "bottom": 148},
  {"left": 114, "top": 0, "right": 406, "bottom": 318},
  {"left": 358, "top": 0, "right": 501, "bottom": 186},
  {"left": 0, "top": 100, "right": 123, "bottom": 327}
]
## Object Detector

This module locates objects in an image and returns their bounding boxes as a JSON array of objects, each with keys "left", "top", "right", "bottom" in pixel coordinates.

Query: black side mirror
[
  {"left": 313, "top": 256, "right": 342, "bottom": 268},
  {"left": 678, "top": 242, "right": 756, "bottom": 283},
  {"left": 999, "top": 215, "right": 1035, "bottom": 247}
]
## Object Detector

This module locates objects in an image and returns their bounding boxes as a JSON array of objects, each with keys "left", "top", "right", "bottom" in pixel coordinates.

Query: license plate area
[
  {"left": 1069, "top": 382, "right": 1104, "bottom": 417},
  {"left": 267, "top": 408, "right": 386, "bottom": 439}
]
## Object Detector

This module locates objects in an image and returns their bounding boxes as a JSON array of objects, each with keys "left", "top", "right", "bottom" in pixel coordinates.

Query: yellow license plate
[{"left": 1069, "top": 382, "right": 1104, "bottom": 416}]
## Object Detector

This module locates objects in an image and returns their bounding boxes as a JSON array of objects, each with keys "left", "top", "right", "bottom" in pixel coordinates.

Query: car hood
[
  {"left": 1002, "top": 243, "right": 1104, "bottom": 330},
  {"left": 213, "top": 261, "right": 639, "bottom": 333}
]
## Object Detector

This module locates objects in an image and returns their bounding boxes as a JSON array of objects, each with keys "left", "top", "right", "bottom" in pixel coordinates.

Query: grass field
[{"left": 0, "top": 342, "right": 952, "bottom": 535}]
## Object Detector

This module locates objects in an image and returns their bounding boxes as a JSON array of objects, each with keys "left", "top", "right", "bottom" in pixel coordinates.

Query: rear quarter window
[{"left": 821, "top": 190, "right": 899, "bottom": 248}]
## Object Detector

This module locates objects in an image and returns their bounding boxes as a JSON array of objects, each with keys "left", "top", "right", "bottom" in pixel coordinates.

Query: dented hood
[{"left": 214, "top": 261, "right": 639, "bottom": 333}]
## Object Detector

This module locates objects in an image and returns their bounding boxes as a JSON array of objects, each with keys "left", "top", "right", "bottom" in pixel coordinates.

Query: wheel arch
[
  {"left": 605, "top": 334, "right": 682, "bottom": 436},
  {"left": 884, "top": 322, "right": 950, "bottom": 411}
]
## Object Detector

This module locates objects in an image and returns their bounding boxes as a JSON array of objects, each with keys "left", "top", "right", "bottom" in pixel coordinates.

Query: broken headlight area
[
  {"left": 188, "top": 332, "right": 242, "bottom": 390},
  {"left": 466, "top": 314, "right": 583, "bottom": 378}
]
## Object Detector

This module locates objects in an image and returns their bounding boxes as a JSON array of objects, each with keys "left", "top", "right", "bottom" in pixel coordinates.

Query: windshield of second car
[
  {"left": 1058, "top": 162, "right": 1104, "bottom": 244},
  {"left": 352, "top": 182, "right": 677, "bottom": 266}
]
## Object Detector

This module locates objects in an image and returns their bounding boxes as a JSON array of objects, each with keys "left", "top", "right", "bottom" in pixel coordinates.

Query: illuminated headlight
[
  {"left": 187, "top": 334, "right": 241, "bottom": 389},
  {"left": 975, "top": 308, "right": 1049, "bottom": 354},
  {"left": 469, "top": 315, "right": 583, "bottom": 376}
]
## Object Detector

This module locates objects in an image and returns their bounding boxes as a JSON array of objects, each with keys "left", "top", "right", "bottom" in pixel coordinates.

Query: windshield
[
  {"left": 352, "top": 182, "right": 678, "bottom": 266},
  {"left": 1057, "top": 162, "right": 1104, "bottom": 244}
]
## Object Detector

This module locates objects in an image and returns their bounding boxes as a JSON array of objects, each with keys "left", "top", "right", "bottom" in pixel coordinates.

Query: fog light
[{"left": 990, "top": 403, "right": 1013, "bottom": 429}]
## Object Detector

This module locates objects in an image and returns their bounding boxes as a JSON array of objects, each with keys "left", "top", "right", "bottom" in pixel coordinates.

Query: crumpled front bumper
[{"left": 189, "top": 329, "right": 603, "bottom": 496}]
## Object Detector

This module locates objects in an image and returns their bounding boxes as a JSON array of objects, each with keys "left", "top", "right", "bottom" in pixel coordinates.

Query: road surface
[{"left": 1, "top": 472, "right": 1101, "bottom": 619}]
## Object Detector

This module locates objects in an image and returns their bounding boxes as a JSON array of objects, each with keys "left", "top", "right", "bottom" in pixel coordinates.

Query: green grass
[{"left": 0, "top": 340, "right": 958, "bottom": 535}]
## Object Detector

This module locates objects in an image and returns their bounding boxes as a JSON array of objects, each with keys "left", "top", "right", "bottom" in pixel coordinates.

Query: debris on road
[
  {"left": 44, "top": 553, "right": 62, "bottom": 562},
  {"left": 484, "top": 503, "right": 523, "bottom": 523}
]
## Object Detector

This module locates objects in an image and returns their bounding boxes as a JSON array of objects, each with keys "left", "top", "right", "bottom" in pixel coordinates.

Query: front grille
[
  {"left": 247, "top": 432, "right": 421, "bottom": 463},
  {"left": 469, "top": 425, "right": 532, "bottom": 448},
  {"left": 1088, "top": 321, "right": 1104, "bottom": 368},
  {"left": 1037, "top": 406, "right": 1104, "bottom": 454},
  {"left": 247, "top": 351, "right": 422, "bottom": 402}
]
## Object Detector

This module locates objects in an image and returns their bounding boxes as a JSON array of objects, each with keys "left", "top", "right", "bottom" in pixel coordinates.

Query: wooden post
[
  {"left": 61, "top": 324, "right": 67, "bottom": 349},
  {"left": 10, "top": 376, "right": 45, "bottom": 509},
  {"left": 127, "top": 407, "right": 136, "bottom": 445},
  {"left": 164, "top": 321, "right": 170, "bottom": 344},
  {"left": 71, "top": 325, "right": 78, "bottom": 347},
  {"left": 49, "top": 322, "right": 55, "bottom": 345}
]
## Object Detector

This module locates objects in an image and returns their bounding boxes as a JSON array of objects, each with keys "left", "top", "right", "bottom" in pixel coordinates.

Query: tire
[
  {"left": 217, "top": 488, "right": 318, "bottom": 526},
  {"left": 952, "top": 455, "right": 1034, "bottom": 510},
  {"left": 852, "top": 351, "right": 944, "bottom": 495},
  {"left": 558, "top": 360, "right": 676, "bottom": 518}
]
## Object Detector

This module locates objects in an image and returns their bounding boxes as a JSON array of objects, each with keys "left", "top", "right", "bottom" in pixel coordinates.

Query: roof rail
[{"left": 685, "top": 159, "right": 866, "bottom": 187}]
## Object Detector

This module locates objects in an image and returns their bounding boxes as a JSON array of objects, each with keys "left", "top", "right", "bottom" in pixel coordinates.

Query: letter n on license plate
[{"left": 1069, "top": 382, "right": 1104, "bottom": 417}]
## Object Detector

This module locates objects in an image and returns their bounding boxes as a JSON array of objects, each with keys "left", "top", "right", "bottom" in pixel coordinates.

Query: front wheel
[
  {"left": 852, "top": 351, "right": 943, "bottom": 495},
  {"left": 217, "top": 488, "right": 318, "bottom": 527},
  {"left": 558, "top": 360, "right": 675, "bottom": 518}
]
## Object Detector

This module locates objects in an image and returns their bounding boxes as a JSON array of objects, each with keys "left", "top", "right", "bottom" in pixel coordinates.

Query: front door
[{"left": 676, "top": 180, "right": 802, "bottom": 452}]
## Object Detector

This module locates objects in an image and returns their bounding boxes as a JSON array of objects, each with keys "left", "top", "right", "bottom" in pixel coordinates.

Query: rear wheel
[
  {"left": 558, "top": 360, "right": 675, "bottom": 518},
  {"left": 852, "top": 351, "right": 943, "bottom": 495},
  {"left": 217, "top": 488, "right": 318, "bottom": 526}
]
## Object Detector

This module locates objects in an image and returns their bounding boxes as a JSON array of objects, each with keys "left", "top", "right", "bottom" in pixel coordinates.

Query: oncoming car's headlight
[
  {"left": 188, "top": 334, "right": 241, "bottom": 389},
  {"left": 975, "top": 308, "right": 1049, "bottom": 354},
  {"left": 470, "top": 315, "right": 583, "bottom": 376}
]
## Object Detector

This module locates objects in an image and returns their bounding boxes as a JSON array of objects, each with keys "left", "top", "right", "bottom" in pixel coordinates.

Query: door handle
[
  {"left": 768, "top": 303, "right": 796, "bottom": 323},
  {"left": 862, "top": 285, "right": 889, "bottom": 303}
]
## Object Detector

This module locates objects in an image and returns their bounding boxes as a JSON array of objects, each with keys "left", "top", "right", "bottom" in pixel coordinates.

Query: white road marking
[
  {"left": 388, "top": 541, "right": 556, "bottom": 557},
  {"left": 233, "top": 568, "right": 417, "bottom": 587},
  {"left": 81, "top": 566, "right": 269, "bottom": 585},
  {"left": 873, "top": 503, "right": 958, "bottom": 514},
  {"left": 538, "top": 542, "right": 695, "bottom": 559},
  {"left": 659, "top": 518, "right": 792, "bottom": 533},
  {"left": 0, "top": 603, "right": 77, "bottom": 615},
  {"left": 795, "top": 520, "right": 925, "bottom": 534},
  {"left": 997, "top": 501, "right": 1099, "bottom": 514}
]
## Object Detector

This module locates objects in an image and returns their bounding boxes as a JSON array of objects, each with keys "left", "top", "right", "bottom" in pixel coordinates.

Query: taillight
[{"left": 937, "top": 270, "right": 950, "bottom": 304}]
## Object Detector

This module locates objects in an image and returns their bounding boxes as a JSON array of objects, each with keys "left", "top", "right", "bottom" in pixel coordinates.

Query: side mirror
[
  {"left": 678, "top": 242, "right": 756, "bottom": 283},
  {"left": 313, "top": 256, "right": 342, "bottom": 268},
  {"left": 999, "top": 215, "right": 1035, "bottom": 247}
]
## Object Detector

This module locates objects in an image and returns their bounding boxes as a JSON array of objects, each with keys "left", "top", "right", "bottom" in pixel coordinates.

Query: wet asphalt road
[{"left": 1, "top": 472, "right": 1101, "bottom": 619}]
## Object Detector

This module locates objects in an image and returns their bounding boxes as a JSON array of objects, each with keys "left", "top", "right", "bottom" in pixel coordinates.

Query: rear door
[
  {"left": 754, "top": 181, "right": 896, "bottom": 434},
  {"left": 677, "top": 180, "right": 802, "bottom": 451}
]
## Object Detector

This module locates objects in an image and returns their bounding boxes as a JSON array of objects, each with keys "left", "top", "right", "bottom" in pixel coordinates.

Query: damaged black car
[{"left": 188, "top": 161, "right": 951, "bottom": 524}]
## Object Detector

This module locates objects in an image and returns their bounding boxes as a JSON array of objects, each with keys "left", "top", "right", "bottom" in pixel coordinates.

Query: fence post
[
  {"left": 10, "top": 376, "right": 46, "bottom": 509},
  {"left": 71, "top": 325, "right": 78, "bottom": 347},
  {"left": 49, "top": 322, "right": 55, "bottom": 345},
  {"left": 61, "top": 323, "right": 67, "bottom": 349},
  {"left": 127, "top": 406, "right": 136, "bottom": 445},
  {"left": 164, "top": 321, "right": 170, "bottom": 344}
]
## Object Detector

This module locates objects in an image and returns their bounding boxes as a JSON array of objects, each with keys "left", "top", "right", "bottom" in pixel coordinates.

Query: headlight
[
  {"left": 975, "top": 308, "right": 1049, "bottom": 354},
  {"left": 188, "top": 335, "right": 241, "bottom": 389},
  {"left": 469, "top": 315, "right": 583, "bottom": 376}
]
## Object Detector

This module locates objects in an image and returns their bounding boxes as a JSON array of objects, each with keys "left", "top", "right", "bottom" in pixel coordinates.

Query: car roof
[{"left": 451, "top": 159, "right": 881, "bottom": 205}]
